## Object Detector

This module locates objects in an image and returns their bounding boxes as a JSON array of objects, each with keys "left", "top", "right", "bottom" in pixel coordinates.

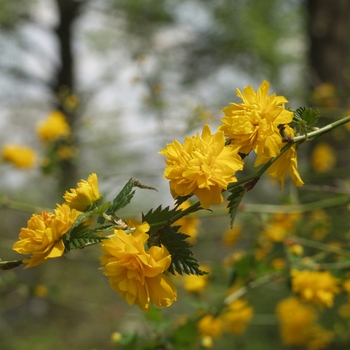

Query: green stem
[
  {"left": 241, "top": 196, "right": 350, "bottom": 214},
  {"left": 228, "top": 115, "right": 350, "bottom": 191},
  {"left": 291, "top": 235, "right": 350, "bottom": 257},
  {"left": 293, "top": 115, "right": 350, "bottom": 142},
  {"left": 0, "top": 194, "right": 51, "bottom": 214},
  {"left": 223, "top": 271, "right": 284, "bottom": 305}
]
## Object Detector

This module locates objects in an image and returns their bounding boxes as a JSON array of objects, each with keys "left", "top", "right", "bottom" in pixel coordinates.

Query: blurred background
[{"left": 0, "top": 0, "right": 350, "bottom": 349}]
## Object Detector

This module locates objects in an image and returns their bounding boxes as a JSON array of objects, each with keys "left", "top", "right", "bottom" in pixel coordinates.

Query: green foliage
[
  {"left": 63, "top": 222, "right": 106, "bottom": 252},
  {"left": 169, "top": 318, "right": 198, "bottom": 350},
  {"left": 0, "top": 0, "right": 32, "bottom": 29},
  {"left": 227, "top": 186, "right": 247, "bottom": 227},
  {"left": 157, "top": 226, "right": 207, "bottom": 276},
  {"left": 290, "top": 106, "right": 320, "bottom": 137},
  {"left": 98, "top": 178, "right": 155, "bottom": 224},
  {"left": 142, "top": 205, "right": 180, "bottom": 238}
]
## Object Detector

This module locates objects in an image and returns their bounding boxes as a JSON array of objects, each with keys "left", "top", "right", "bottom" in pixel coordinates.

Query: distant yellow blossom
[
  {"left": 99, "top": 222, "right": 177, "bottom": 312},
  {"left": 63, "top": 173, "right": 101, "bottom": 211},
  {"left": 312, "top": 83, "right": 338, "bottom": 108},
  {"left": 173, "top": 201, "right": 200, "bottom": 244},
  {"left": 276, "top": 297, "right": 334, "bottom": 350},
  {"left": 58, "top": 145, "right": 78, "bottom": 160},
  {"left": 34, "top": 284, "right": 48, "bottom": 298},
  {"left": 1, "top": 144, "right": 36, "bottom": 168},
  {"left": 12, "top": 204, "right": 80, "bottom": 268},
  {"left": 200, "top": 335, "right": 214, "bottom": 348},
  {"left": 343, "top": 279, "right": 350, "bottom": 294},
  {"left": 222, "top": 223, "right": 242, "bottom": 247},
  {"left": 183, "top": 266, "right": 210, "bottom": 294},
  {"left": 197, "top": 314, "right": 224, "bottom": 339},
  {"left": 219, "top": 80, "right": 294, "bottom": 157},
  {"left": 311, "top": 142, "right": 336, "bottom": 172},
  {"left": 159, "top": 124, "right": 244, "bottom": 209},
  {"left": 222, "top": 299, "right": 253, "bottom": 335},
  {"left": 291, "top": 269, "right": 340, "bottom": 308},
  {"left": 270, "top": 258, "right": 286, "bottom": 270},
  {"left": 37, "top": 110, "right": 70, "bottom": 143},
  {"left": 262, "top": 212, "right": 300, "bottom": 242},
  {"left": 288, "top": 243, "right": 304, "bottom": 256},
  {"left": 307, "top": 209, "right": 331, "bottom": 241}
]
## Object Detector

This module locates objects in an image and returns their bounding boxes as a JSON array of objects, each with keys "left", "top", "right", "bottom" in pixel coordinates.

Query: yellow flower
[
  {"left": 222, "top": 299, "right": 253, "bottom": 335},
  {"left": 255, "top": 126, "right": 304, "bottom": 190},
  {"left": 183, "top": 265, "right": 210, "bottom": 294},
  {"left": 311, "top": 83, "right": 339, "bottom": 108},
  {"left": 63, "top": 173, "right": 101, "bottom": 211},
  {"left": 197, "top": 314, "right": 224, "bottom": 339},
  {"left": 1, "top": 144, "right": 37, "bottom": 168},
  {"left": 37, "top": 110, "right": 70, "bottom": 143},
  {"left": 307, "top": 209, "right": 331, "bottom": 241},
  {"left": 262, "top": 211, "right": 300, "bottom": 242},
  {"left": 99, "top": 222, "right": 177, "bottom": 312},
  {"left": 173, "top": 201, "right": 200, "bottom": 244},
  {"left": 291, "top": 269, "right": 340, "bottom": 308},
  {"left": 34, "top": 284, "right": 48, "bottom": 298},
  {"left": 219, "top": 80, "right": 293, "bottom": 157},
  {"left": 12, "top": 204, "right": 80, "bottom": 268},
  {"left": 58, "top": 145, "right": 78, "bottom": 160},
  {"left": 159, "top": 124, "right": 244, "bottom": 209},
  {"left": 311, "top": 142, "right": 336, "bottom": 172},
  {"left": 222, "top": 223, "right": 242, "bottom": 247},
  {"left": 276, "top": 297, "right": 334, "bottom": 350}
]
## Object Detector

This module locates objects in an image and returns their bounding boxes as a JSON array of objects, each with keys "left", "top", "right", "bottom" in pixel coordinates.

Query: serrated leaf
[
  {"left": 227, "top": 186, "right": 246, "bottom": 227},
  {"left": 290, "top": 107, "right": 320, "bottom": 137},
  {"left": 156, "top": 226, "right": 207, "bottom": 276},
  {"left": 142, "top": 205, "right": 178, "bottom": 234},
  {"left": 142, "top": 203, "right": 201, "bottom": 239},
  {"left": 107, "top": 178, "right": 136, "bottom": 214},
  {"left": 99, "top": 179, "right": 155, "bottom": 224},
  {"left": 64, "top": 222, "right": 106, "bottom": 252},
  {"left": 174, "top": 195, "right": 193, "bottom": 208}
]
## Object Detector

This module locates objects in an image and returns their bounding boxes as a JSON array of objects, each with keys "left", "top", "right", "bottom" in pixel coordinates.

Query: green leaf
[
  {"left": 142, "top": 203, "right": 201, "bottom": 239},
  {"left": 98, "top": 178, "right": 155, "bottom": 224},
  {"left": 174, "top": 195, "right": 193, "bottom": 208},
  {"left": 157, "top": 226, "right": 207, "bottom": 276},
  {"left": 170, "top": 318, "right": 197, "bottom": 350},
  {"left": 142, "top": 205, "right": 178, "bottom": 234},
  {"left": 144, "top": 305, "right": 163, "bottom": 323},
  {"left": 234, "top": 253, "right": 256, "bottom": 278},
  {"left": 64, "top": 223, "right": 106, "bottom": 252},
  {"left": 290, "top": 107, "right": 320, "bottom": 137},
  {"left": 227, "top": 186, "right": 246, "bottom": 227}
]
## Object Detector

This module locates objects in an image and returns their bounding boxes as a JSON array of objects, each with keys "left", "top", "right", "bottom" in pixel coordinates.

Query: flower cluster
[
  {"left": 197, "top": 299, "right": 253, "bottom": 344},
  {"left": 291, "top": 269, "right": 340, "bottom": 308},
  {"left": 12, "top": 173, "right": 101, "bottom": 268},
  {"left": 159, "top": 81, "right": 304, "bottom": 208},
  {"left": 276, "top": 297, "right": 334, "bottom": 349}
]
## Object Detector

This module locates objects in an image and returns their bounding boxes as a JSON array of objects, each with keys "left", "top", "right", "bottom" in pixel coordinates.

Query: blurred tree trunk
[
  {"left": 307, "top": 0, "right": 350, "bottom": 104},
  {"left": 54, "top": 0, "right": 83, "bottom": 191}
]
